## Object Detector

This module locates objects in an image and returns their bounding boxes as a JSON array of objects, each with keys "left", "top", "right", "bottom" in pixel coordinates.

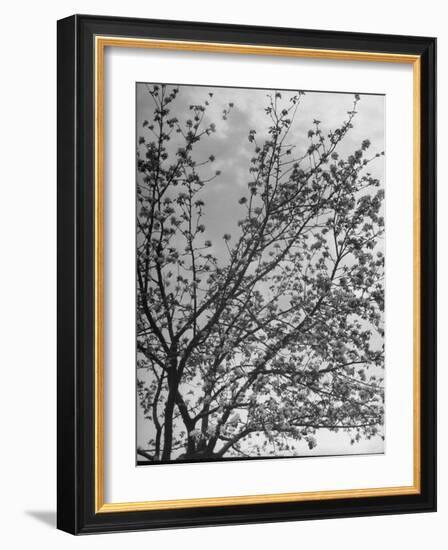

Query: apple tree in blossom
[{"left": 136, "top": 84, "right": 384, "bottom": 462}]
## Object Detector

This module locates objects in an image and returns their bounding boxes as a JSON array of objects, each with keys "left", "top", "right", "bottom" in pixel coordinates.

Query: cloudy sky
[
  {"left": 136, "top": 83, "right": 385, "bottom": 459},
  {"left": 136, "top": 83, "right": 384, "bottom": 266}
]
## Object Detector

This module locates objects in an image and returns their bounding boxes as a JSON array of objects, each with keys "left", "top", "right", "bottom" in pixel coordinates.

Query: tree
[{"left": 136, "top": 84, "right": 385, "bottom": 462}]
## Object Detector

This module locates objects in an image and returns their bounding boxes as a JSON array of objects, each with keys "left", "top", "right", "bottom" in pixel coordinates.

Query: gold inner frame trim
[{"left": 94, "top": 35, "right": 421, "bottom": 514}]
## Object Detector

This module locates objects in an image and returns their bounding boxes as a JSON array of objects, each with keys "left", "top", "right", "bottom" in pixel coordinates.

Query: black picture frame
[{"left": 57, "top": 14, "right": 436, "bottom": 534}]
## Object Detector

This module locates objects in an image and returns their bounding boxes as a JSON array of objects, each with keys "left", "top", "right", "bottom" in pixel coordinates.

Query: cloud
[{"left": 136, "top": 83, "right": 384, "bottom": 264}]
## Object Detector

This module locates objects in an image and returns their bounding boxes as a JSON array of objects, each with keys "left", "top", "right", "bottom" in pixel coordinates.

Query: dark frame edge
[
  {"left": 419, "top": 36, "right": 437, "bottom": 514},
  {"left": 57, "top": 14, "right": 79, "bottom": 535}
]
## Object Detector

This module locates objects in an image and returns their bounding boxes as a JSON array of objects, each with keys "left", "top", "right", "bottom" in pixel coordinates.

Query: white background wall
[{"left": 0, "top": 1, "right": 443, "bottom": 547}]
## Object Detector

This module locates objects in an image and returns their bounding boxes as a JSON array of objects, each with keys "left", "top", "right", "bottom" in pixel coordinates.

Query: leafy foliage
[{"left": 136, "top": 84, "right": 384, "bottom": 461}]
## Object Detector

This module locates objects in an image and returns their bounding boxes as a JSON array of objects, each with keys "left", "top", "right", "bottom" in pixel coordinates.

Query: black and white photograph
[{"left": 135, "top": 83, "right": 385, "bottom": 464}]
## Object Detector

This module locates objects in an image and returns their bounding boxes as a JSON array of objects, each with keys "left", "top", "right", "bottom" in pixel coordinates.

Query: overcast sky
[{"left": 136, "top": 83, "right": 384, "bottom": 265}]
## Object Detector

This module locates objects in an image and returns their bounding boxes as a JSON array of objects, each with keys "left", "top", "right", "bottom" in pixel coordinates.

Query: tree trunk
[{"left": 161, "top": 358, "right": 178, "bottom": 461}]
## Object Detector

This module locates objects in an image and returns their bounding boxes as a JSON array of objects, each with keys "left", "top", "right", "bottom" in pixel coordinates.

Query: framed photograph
[{"left": 57, "top": 14, "right": 436, "bottom": 534}]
